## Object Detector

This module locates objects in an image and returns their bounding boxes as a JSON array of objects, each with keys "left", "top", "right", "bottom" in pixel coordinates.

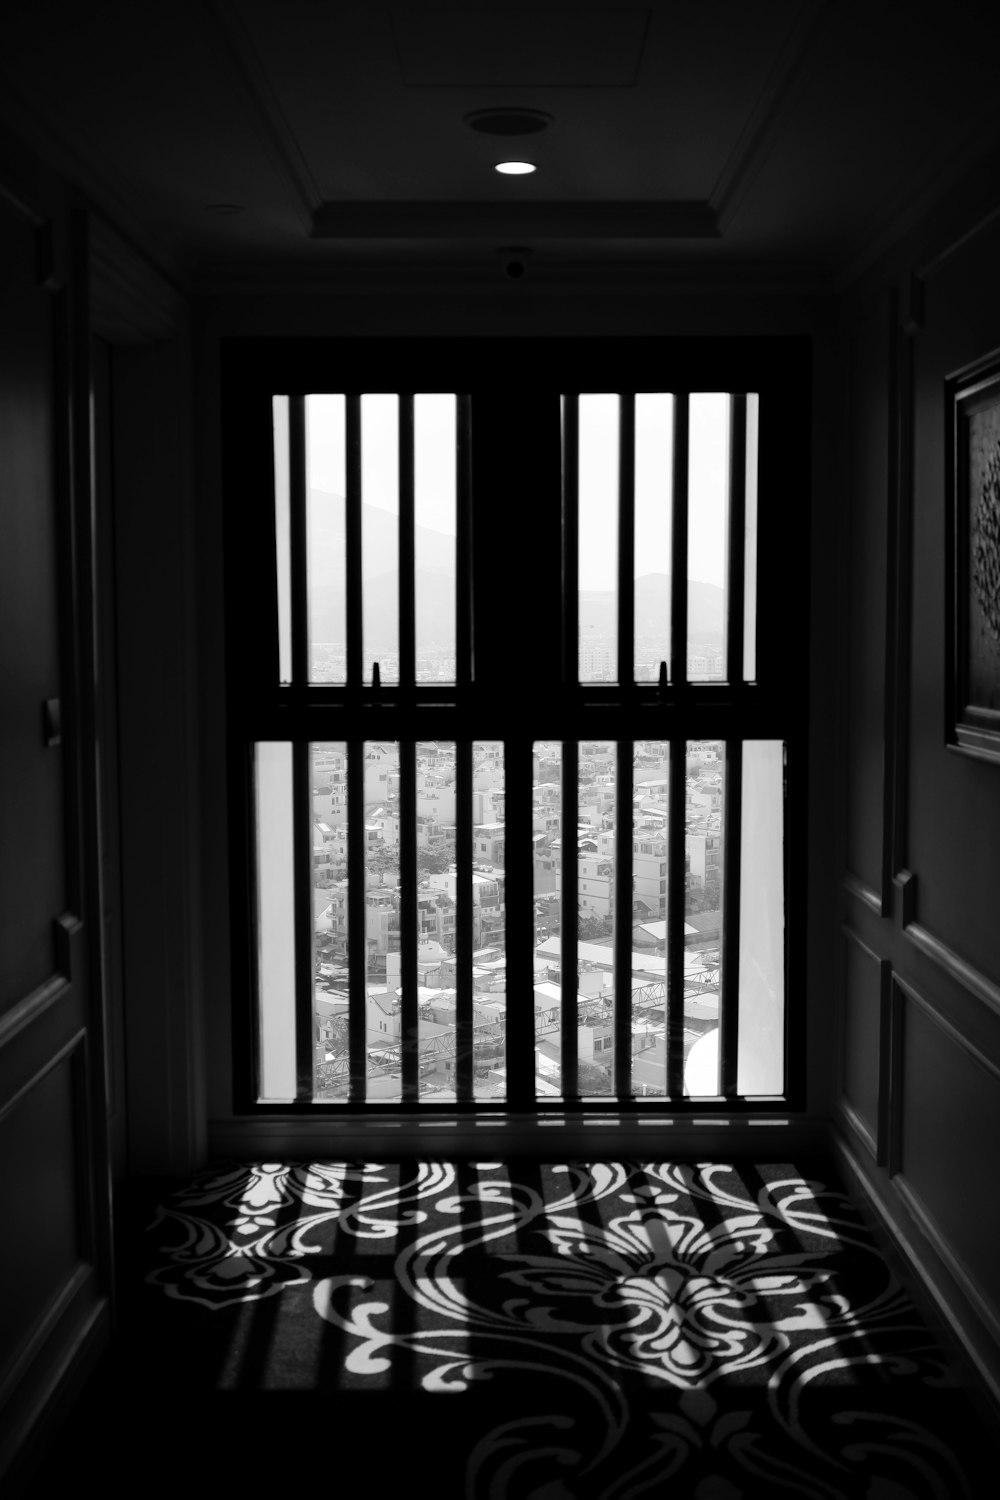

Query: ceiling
[{"left": 2, "top": 0, "right": 1000, "bottom": 288}]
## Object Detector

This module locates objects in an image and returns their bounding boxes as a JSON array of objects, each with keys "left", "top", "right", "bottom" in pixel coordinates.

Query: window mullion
[
  {"left": 727, "top": 394, "right": 747, "bottom": 685},
  {"left": 293, "top": 740, "right": 314, "bottom": 1101},
  {"left": 670, "top": 394, "right": 689, "bottom": 688},
  {"left": 559, "top": 738, "right": 579, "bottom": 1102},
  {"left": 562, "top": 394, "right": 579, "bottom": 690},
  {"left": 399, "top": 394, "right": 415, "bottom": 690},
  {"left": 719, "top": 738, "right": 743, "bottom": 1098},
  {"left": 288, "top": 395, "right": 309, "bottom": 687},
  {"left": 456, "top": 394, "right": 473, "bottom": 689},
  {"left": 617, "top": 392, "right": 635, "bottom": 689},
  {"left": 455, "top": 740, "right": 473, "bottom": 1100},
  {"left": 347, "top": 739, "right": 366, "bottom": 1101},
  {"left": 613, "top": 736, "right": 634, "bottom": 1099},
  {"left": 345, "top": 394, "right": 363, "bottom": 689},
  {"left": 399, "top": 739, "right": 419, "bottom": 1102},
  {"left": 667, "top": 735, "right": 687, "bottom": 1097}
]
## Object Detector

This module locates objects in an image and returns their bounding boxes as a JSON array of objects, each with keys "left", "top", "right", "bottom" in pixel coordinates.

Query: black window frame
[{"left": 221, "top": 336, "right": 812, "bottom": 1117}]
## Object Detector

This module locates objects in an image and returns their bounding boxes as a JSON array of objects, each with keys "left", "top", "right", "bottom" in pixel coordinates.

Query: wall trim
[
  {"left": 836, "top": 1096, "right": 876, "bottom": 1159},
  {"left": 904, "top": 922, "right": 1000, "bottom": 1024},
  {"left": 896, "top": 969, "right": 1000, "bottom": 1084},
  {"left": 208, "top": 1113, "right": 829, "bottom": 1163},
  {"left": 90, "top": 214, "right": 184, "bottom": 345},
  {"left": 0, "top": 1028, "right": 85, "bottom": 1128},
  {"left": 893, "top": 1170, "right": 1000, "bottom": 1358},
  {"left": 832, "top": 1129, "right": 1000, "bottom": 1417},
  {"left": 841, "top": 871, "right": 882, "bottom": 914}
]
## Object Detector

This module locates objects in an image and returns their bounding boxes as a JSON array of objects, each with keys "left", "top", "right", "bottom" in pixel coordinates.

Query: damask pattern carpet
[{"left": 34, "top": 1159, "right": 995, "bottom": 1498}]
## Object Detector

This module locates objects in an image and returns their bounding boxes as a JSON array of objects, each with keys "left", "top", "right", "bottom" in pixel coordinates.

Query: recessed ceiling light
[{"left": 494, "top": 161, "right": 536, "bottom": 175}]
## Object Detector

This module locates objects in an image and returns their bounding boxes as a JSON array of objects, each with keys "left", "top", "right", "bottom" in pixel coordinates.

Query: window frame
[{"left": 221, "top": 336, "right": 812, "bottom": 1117}]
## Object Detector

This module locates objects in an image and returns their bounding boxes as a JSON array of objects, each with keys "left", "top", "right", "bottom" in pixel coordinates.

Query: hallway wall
[{"left": 836, "top": 154, "right": 1000, "bottom": 1405}]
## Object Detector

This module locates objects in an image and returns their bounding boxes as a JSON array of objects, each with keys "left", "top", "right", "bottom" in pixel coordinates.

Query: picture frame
[{"left": 946, "top": 353, "right": 1000, "bottom": 761}]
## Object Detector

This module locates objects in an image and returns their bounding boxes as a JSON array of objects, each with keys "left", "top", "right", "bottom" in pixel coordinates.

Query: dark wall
[
  {"left": 0, "top": 161, "right": 113, "bottom": 1483},
  {"left": 836, "top": 173, "right": 1000, "bottom": 1406}
]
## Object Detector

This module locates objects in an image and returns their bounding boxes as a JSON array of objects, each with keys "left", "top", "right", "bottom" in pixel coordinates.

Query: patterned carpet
[{"left": 30, "top": 1159, "right": 995, "bottom": 1498}]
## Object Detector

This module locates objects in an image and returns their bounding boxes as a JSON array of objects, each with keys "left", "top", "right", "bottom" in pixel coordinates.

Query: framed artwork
[{"left": 947, "top": 354, "right": 1000, "bottom": 761}]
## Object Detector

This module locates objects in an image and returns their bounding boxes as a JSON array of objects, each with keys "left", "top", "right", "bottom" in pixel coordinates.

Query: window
[{"left": 223, "top": 338, "right": 809, "bottom": 1115}]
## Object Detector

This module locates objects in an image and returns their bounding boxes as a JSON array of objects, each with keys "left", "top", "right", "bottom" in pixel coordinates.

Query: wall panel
[
  {"left": 898, "top": 985, "right": 1000, "bottom": 1333},
  {"left": 0, "top": 1048, "right": 83, "bottom": 1387},
  {"left": 907, "top": 217, "right": 1000, "bottom": 977}
]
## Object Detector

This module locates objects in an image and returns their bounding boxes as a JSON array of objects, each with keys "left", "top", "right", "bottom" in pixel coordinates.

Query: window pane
[
  {"left": 415, "top": 394, "right": 457, "bottom": 684},
  {"left": 632, "top": 741, "right": 669, "bottom": 1096},
  {"left": 634, "top": 394, "right": 673, "bottom": 684},
  {"left": 313, "top": 742, "right": 350, "bottom": 1103},
  {"left": 305, "top": 394, "right": 346, "bottom": 684},
  {"left": 687, "top": 395, "right": 729, "bottom": 683},
  {"left": 684, "top": 739, "right": 724, "bottom": 1096},
  {"left": 271, "top": 397, "right": 293, "bottom": 685},
  {"left": 738, "top": 740, "right": 785, "bottom": 1095},
  {"left": 578, "top": 395, "right": 619, "bottom": 683},
  {"left": 255, "top": 742, "right": 295, "bottom": 1102},
  {"left": 361, "top": 394, "right": 399, "bottom": 687}
]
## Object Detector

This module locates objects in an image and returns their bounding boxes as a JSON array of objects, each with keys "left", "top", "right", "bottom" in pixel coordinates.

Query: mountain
[
  {"left": 312, "top": 569, "right": 455, "bottom": 649},
  {"left": 308, "top": 488, "right": 455, "bottom": 581},
  {"left": 580, "top": 574, "right": 724, "bottom": 642}
]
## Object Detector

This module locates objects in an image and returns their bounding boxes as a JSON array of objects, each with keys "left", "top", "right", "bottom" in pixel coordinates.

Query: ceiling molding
[
  {"left": 312, "top": 202, "right": 719, "bottom": 240},
  {"left": 709, "top": 0, "right": 833, "bottom": 233},
  {"left": 0, "top": 75, "right": 187, "bottom": 290},
  {"left": 90, "top": 214, "right": 186, "bottom": 344},
  {"left": 192, "top": 256, "right": 833, "bottom": 299},
  {"left": 202, "top": 0, "right": 324, "bottom": 228}
]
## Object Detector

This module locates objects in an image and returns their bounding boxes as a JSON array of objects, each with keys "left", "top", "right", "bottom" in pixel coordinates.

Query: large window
[{"left": 223, "top": 339, "right": 810, "bottom": 1114}]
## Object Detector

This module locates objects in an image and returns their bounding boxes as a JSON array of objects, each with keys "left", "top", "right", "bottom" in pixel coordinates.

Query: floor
[{"left": 21, "top": 1155, "right": 998, "bottom": 1499}]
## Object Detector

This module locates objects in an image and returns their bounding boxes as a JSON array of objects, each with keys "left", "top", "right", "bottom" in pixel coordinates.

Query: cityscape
[{"left": 302, "top": 733, "right": 726, "bottom": 1102}]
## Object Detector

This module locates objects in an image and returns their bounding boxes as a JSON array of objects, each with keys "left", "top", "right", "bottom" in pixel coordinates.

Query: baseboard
[
  {"left": 1, "top": 1294, "right": 112, "bottom": 1497},
  {"left": 831, "top": 1125, "right": 1000, "bottom": 1440},
  {"left": 208, "top": 1111, "right": 829, "bottom": 1163}
]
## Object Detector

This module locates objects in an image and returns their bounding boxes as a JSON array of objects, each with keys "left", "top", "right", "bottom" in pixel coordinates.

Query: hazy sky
[{"left": 304, "top": 391, "right": 736, "bottom": 591}]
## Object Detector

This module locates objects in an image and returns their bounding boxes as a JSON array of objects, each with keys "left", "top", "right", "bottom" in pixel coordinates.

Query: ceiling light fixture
[{"left": 494, "top": 161, "right": 536, "bottom": 175}]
